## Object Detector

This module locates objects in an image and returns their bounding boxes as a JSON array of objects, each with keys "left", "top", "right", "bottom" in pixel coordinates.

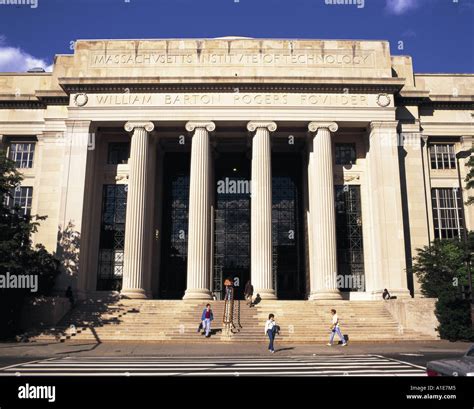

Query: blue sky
[{"left": 0, "top": 0, "right": 473, "bottom": 73}]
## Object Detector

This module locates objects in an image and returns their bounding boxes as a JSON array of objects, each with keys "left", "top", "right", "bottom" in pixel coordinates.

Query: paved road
[{"left": 0, "top": 354, "right": 426, "bottom": 376}]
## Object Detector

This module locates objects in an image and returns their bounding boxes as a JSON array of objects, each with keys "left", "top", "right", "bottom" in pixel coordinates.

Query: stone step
[{"left": 29, "top": 299, "right": 436, "bottom": 343}]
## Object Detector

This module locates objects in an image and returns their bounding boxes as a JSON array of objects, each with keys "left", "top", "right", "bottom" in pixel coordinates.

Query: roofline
[
  {"left": 0, "top": 72, "right": 52, "bottom": 76},
  {"left": 73, "top": 37, "right": 392, "bottom": 43}
]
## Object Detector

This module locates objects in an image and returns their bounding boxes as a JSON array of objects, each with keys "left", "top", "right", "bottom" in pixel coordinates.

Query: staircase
[{"left": 32, "top": 299, "right": 436, "bottom": 343}]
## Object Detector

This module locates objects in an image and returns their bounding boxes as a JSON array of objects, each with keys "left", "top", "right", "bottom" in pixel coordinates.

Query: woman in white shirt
[
  {"left": 327, "top": 309, "right": 347, "bottom": 346},
  {"left": 265, "top": 314, "right": 277, "bottom": 353}
]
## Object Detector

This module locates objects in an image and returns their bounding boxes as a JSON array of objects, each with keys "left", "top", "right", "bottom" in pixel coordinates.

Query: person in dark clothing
[
  {"left": 244, "top": 280, "right": 254, "bottom": 307},
  {"left": 382, "top": 289, "right": 397, "bottom": 300}
]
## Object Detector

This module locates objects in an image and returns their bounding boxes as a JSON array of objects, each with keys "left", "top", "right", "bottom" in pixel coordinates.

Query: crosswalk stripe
[{"left": 0, "top": 354, "right": 426, "bottom": 377}]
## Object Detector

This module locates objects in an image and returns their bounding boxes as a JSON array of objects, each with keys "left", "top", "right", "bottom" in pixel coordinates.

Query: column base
[
  {"left": 120, "top": 288, "right": 148, "bottom": 299},
  {"left": 309, "top": 289, "right": 343, "bottom": 301},
  {"left": 254, "top": 289, "right": 277, "bottom": 300},
  {"left": 183, "top": 289, "right": 213, "bottom": 300}
]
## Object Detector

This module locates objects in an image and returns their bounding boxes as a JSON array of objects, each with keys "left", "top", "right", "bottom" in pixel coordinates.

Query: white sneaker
[
  {"left": 342, "top": 343, "right": 348, "bottom": 347},
  {"left": 271, "top": 350, "right": 275, "bottom": 353},
  {"left": 326, "top": 343, "right": 332, "bottom": 346}
]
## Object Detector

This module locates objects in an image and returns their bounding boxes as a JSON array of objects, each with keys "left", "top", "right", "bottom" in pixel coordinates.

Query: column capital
[
  {"left": 124, "top": 121, "right": 154, "bottom": 133},
  {"left": 247, "top": 121, "right": 277, "bottom": 133},
  {"left": 308, "top": 122, "right": 338, "bottom": 133},
  {"left": 185, "top": 121, "right": 216, "bottom": 133},
  {"left": 369, "top": 121, "right": 399, "bottom": 131}
]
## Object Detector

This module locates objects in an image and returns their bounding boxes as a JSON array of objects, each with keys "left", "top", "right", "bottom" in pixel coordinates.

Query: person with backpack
[
  {"left": 327, "top": 309, "right": 347, "bottom": 346},
  {"left": 265, "top": 313, "right": 279, "bottom": 353},
  {"left": 201, "top": 304, "right": 214, "bottom": 338}
]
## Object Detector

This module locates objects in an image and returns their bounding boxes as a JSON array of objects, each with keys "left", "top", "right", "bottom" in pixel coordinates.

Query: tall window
[
  {"left": 5, "top": 186, "right": 33, "bottom": 216},
  {"left": 159, "top": 154, "right": 190, "bottom": 299},
  {"left": 335, "top": 143, "right": 356, "bottom": 165},
  {"left": 335, "top": 185, "right": 365, "bottom": 292},
  {"left": 107, "top": 142, "right": 130, "bottom": 165},
  {"left": 432, "top": 188, "right": 464, "bottom": 239},
  {"left": 97, "top": 185, "right": 127, "bottom": 291},
  {"left": 430, "top": 144, "right": 456, "bottom": 170},
  {"left": 9, "top": 142, "right": 35, "bottom": 168}
]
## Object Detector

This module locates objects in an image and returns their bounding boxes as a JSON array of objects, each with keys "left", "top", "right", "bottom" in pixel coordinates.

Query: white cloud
[
  {"left": 385, "top": 0, "right": 422, "bottom": 15},
  {"left": 0, "top": 41, "right": 52, "bottom": 72}
]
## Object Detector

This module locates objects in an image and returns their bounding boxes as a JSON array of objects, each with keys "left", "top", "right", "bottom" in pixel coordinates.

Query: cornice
[{"left": 58, "top": 76, "right": 406, "bottom": 94}]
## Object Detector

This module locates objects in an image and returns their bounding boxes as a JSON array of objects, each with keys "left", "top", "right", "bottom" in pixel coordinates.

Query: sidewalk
[{"left": 0, "top": 340, "right": 471, "bottom": 359}]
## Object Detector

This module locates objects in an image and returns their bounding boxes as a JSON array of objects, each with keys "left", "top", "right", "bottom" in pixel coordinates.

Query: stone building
[{"left": 1, "top": 38, "right": 473, "bottom": 304}]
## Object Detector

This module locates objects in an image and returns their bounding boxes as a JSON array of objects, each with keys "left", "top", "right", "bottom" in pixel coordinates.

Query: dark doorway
[
  {"left": 272, "top": 154, "right": 306, "bottom": 299},
  {"left": 335, "top": 185, "right": 365, "bottom": 292},
  {"left": 159, "top": 153, "right": 190, "bottom": 299},
  {"left": 214, "top": 153, "right": 251, "bottom": 300}
]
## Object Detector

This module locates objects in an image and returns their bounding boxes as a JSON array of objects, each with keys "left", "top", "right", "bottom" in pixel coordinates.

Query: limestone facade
[{"left": 0, "top": 38, "right": 472, "bottom": 301}]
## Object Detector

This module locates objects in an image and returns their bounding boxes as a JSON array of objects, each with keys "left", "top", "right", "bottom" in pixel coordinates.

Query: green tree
[
  {"left": 0, "top": 150, "right": 60, "bottom": 340},
  {"left": 413, "top": 237, "right": 474, "bottom": 341},
  {"left": 465, "top": 149, "right": 474, "bottom": 205}
]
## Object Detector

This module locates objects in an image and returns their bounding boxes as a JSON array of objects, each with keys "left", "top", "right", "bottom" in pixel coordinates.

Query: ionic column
[
  {"left": 308, "top": 122, "right": 342, "bottom": 300},
  {"left": 121, "top": 121, "right": 154, "bottom": 299},
  {"left": 248, "top": 121, "right": 277, "bottom": 300},
  {"left": 183, "top": 121, "right": 215, "bottom": 300}
]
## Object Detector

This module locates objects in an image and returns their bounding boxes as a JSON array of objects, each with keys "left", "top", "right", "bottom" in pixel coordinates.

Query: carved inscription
[
  {"left": 89, "top": 51, "right": 375, "bottom": 68},
  {"left": 82, "top": 93, "right": 376, "bottom": 108}
]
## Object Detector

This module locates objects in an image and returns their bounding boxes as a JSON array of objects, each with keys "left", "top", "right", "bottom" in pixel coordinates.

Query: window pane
[
  {"left": 107, "top": 142, "right": 130, "bottom": 165},
  {"left": 335, "top": 143, "right": 356, "bottom": 166},
  {"left": 6, "top": 186, "right": 33, "bottom": 216},
  {"left": 429, "top": 144, "right": 456, "bottom": 170},
  {"left": 432, "top": 188, "right": 464, "bottom": 239},
  {"left": 9, "top": 142, "right": 35, "bottom": 168}
]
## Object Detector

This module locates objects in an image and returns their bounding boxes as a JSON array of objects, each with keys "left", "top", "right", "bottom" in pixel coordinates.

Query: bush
[
  {"left": 413, "top": 236, "right": 474, "bottom": 341},
  {"left": 435, "top": 296, "right": 474, "bottom": 341}
]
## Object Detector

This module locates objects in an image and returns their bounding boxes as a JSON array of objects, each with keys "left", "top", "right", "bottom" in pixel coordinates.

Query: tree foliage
[
  {"left": 0, "top": 151, "right": 60, "bottom": 339},
  {"left": 413, "top": 236, "right": 474, "bottom": 341},
  {"left": 465, "top": 149, "right": 474, "bottom": 205}
]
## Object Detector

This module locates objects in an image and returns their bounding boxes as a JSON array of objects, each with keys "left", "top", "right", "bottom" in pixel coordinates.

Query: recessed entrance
[
  {"left": 213, "top": 153, "right": 251, "bottom": 300},
  {"left": 159, "top": 153, "right": 190, "bottom": 299}
]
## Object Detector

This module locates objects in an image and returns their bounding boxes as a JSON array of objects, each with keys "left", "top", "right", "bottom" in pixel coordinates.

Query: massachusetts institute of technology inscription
[{"left": 89, "top": 50, "right": 374, "bottom": 68}]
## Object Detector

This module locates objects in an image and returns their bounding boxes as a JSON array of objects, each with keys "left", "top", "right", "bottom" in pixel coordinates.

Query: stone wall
[{"left": 383, "top": 298, "right": 439, "bottom": 338}]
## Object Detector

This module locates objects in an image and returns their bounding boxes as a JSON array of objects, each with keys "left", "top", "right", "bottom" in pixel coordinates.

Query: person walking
[
  {"left": 265, "top": 313, "right": 278, "bottom": 353},
  {"left": 224, "top": 277, "right": 233, "bottom": 301},
  {"left": 244, "top": 280, "right": 254, "bottom": 307},
  {"left": 201, "top": 304, "right": 214, "bottom": 338},
  {"left": 327, "top": 309, "right": 347, "bottom": 346}
]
